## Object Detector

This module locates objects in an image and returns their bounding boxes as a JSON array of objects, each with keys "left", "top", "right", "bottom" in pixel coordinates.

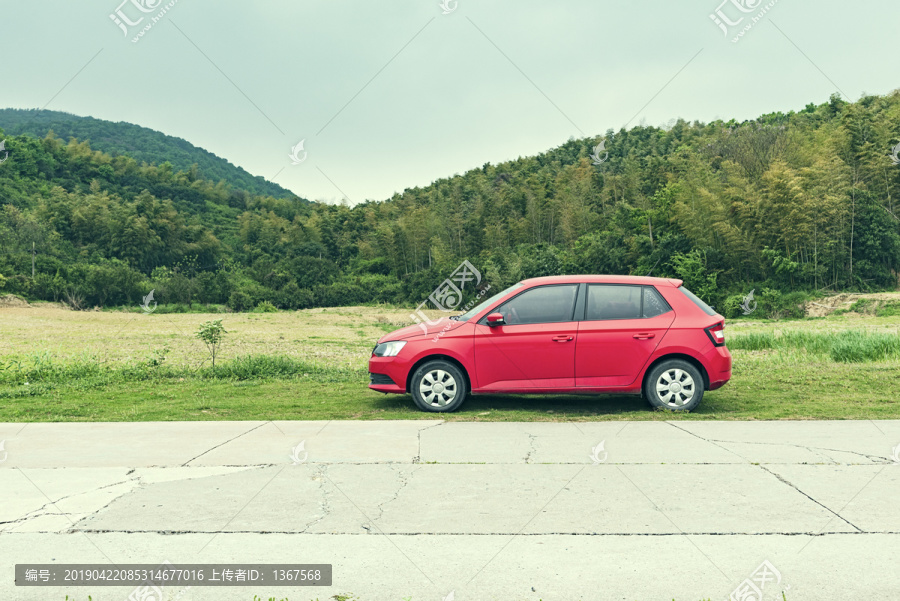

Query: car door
[
  {"left": 575, "top": 284, "right": 675, "bottom": 387},
  {"left": 473, "top": 284, "right": 579, "bottom": 391}
]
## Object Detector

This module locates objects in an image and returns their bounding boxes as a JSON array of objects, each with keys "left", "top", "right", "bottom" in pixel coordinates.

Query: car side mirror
[{"left": 486, "top": 313, "right": 506, "bottom": 327}]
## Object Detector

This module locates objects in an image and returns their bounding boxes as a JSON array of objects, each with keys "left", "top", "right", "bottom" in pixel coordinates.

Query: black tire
[
  {"left": 643, "top": 359, "right": 704, "bottom": 411},
  {"left": 410, "top": 360, "right": 469, "bottom": 413}
]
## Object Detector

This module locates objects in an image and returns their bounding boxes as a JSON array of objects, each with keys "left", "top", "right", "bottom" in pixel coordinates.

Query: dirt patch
[
  {"left": 0, "top": 294, "right": 30, "bottom": 308},
  {"left": 805, "top": 292, "right": 900, "bottom": 317}
]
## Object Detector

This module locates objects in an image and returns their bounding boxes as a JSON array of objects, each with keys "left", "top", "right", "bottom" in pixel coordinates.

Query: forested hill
[
  {"left": 0, "top": 109, "right": 297, "bottom": 200},
  {"left": 1, "top": 91, "right": 899, "bottom": 317}
]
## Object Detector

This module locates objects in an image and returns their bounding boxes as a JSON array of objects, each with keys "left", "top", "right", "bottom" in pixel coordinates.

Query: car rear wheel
[
  {"left": 644, "top": 359, "right": 704, "bottom": 411},
  {"left": 410, "top": 360, "right": 468, "bottom": 413}
]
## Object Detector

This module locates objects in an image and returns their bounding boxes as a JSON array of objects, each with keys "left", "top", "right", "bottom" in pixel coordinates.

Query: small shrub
[
  {"left": 721, "top": 293, "right": 754, "bottom": 319},
  {"left": 147, "top": 346, "right": 169, "bottom": 367},
  {"left": 757, "top": 288, "right": 806, "bottom": 320},
  {"left": 196, "top": 320, "right": 227, "bottom": 367},
  {"left": 227, "top": 290, "right": 253, "bottom": 312},
  {"left": 64, "top": 288, "right": 86, "bottom": 311},
  {"left": 253, "top": 300, "right": 278, "bottom": 313}
]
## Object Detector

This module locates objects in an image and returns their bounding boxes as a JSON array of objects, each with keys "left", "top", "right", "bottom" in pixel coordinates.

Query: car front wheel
[
  {"left": 644, "top": 359, "right": 704, "bottom": 411},
  {"left": 410, "top": 360, "right": 468, "bottom": 413}
]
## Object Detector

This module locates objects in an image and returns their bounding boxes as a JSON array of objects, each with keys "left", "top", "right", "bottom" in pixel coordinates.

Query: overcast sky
[{"left": 2, "top": 1, "right": 898, "bottom": 204}]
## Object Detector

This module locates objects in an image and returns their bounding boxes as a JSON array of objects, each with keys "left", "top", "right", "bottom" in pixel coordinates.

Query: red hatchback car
[{"left": 369, "top": 275, "right": 731, "bottom": 412}]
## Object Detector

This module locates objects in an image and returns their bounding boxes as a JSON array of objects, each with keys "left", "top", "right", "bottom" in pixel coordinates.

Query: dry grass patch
[{"left": 0, "top": 304, "right": 443, "bottom": 371}]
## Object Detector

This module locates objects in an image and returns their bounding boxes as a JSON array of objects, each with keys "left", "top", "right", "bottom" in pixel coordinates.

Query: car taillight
[{"left": 705, "top": 322, "right": 725, "bottom": 347}]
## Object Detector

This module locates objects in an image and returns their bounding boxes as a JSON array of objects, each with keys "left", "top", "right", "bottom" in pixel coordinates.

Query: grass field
[{"left": 1, "top": 301, "right": 899, "bottom": 422}]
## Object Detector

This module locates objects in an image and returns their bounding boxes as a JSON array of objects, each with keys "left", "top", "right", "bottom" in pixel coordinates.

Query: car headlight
[{"left": 373, "top": 340, "right": 407, "bottom": 357}]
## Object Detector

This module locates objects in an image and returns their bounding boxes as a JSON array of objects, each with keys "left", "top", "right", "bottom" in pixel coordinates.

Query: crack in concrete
[
  {"left": 414, "top": 421, "right": 445, "bottom": 464},
  {"left": 67, "top": 470, "right": 148, "bottom": 531},
  {"left": 4, "top": 466, "right": 272, "bottom": 533},
  {"left": 0, "top": 471, "right": 140, "bottom": 531},
  {"left": 368, "top": 465, "right": 414, "bottom": 529},
  {"left": 180, "top": 422, "right": 269, "bottom": 466},
  {"left": 523, "top": 431, "right": 538, "bottom": 464},
  {"left": 758, "top": 465, "right": 863, "bottom": 532},
  {"left": 667, "top": 422, "right": 890, "bottom": 464},
  {"left": 666, "top": 422, "right": 751, "bottom": 462},
  {"left": 300, "top": 465, "right": 333, "bottom": 533},
  {"left": 733, "top": 439, "right": 884, "bottom": 464},
  {"left": 666, "top": 423, "right": 873, "bottom": 533}
]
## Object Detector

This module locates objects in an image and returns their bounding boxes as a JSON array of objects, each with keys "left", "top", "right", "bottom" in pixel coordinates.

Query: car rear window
[
  {"left": 678, "top": 286, "right": 717, "bottom": 316},
  {"left": 642, "top": 286, "right": 672, "bottom": 318}
]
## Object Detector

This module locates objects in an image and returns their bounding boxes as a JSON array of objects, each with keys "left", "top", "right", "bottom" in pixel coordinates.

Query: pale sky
[{"left": 1, "top": 1, "right": 898, "bottom": 204}]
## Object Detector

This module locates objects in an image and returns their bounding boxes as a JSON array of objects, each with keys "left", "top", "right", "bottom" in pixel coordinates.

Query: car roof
[{"left": 519, "top": 275, "right": 683, "bottom": 287}]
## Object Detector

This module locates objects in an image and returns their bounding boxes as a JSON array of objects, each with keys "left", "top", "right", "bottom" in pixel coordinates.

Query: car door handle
[
  {"left": 633, "top": 333, "right": 655, "bottom": 339},
  {"left": 552, "top": 335, "right": 574, "bottom": 342}
]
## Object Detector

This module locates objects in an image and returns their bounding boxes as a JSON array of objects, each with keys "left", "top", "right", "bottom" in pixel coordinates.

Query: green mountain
[
  {"left": 1, "top": 91, "right": 899, "bottom": 316},
  {"left": 0, "top": 108, "right": 300, "bottom": 200}
]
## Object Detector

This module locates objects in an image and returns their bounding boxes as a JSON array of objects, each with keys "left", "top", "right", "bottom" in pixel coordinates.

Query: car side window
[
  {"left": 586, "top": 285, "right": 642, "bottom": 320},
  {"left": 494, "top": 285, "right": 578, "bottom": 325},
  {"left": 642, "top": 286, "right": 672, "bottom": 318}
]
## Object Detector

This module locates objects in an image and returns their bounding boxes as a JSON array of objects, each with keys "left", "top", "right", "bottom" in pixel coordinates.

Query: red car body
[{"left": 368, "top": 275, "right": 731, "bottom": 408}]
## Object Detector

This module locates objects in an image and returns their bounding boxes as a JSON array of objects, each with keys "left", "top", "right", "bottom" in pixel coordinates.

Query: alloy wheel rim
[
  {"left": 419, "top": 369, "right": 457, "bottom": 407},
  {"left": 655, "top": 368, "right": 695, "bottom": 408}
]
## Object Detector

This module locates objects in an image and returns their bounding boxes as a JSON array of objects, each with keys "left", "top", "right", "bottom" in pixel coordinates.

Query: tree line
[{"left": 1, "top": 91, "right": 899, "bottom": 317}]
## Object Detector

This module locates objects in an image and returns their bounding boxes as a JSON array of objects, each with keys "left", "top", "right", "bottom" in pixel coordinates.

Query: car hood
[{"left": 378, "top": 317, "right": 467, "bottom": 342}]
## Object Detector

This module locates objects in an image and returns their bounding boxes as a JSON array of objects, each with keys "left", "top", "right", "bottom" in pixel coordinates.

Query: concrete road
[{"left": 1, "top": 420, "right": 898, "bottom": 601}]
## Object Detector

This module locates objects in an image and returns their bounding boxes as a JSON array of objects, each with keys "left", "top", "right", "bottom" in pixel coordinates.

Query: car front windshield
[{"left": 456, "top": 283, "right": 523, "bottom": 321}]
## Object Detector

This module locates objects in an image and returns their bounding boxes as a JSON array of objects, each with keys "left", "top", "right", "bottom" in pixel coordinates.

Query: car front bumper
[{"left": 368, "top": 356, "right": 409, "bottom": 394}]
